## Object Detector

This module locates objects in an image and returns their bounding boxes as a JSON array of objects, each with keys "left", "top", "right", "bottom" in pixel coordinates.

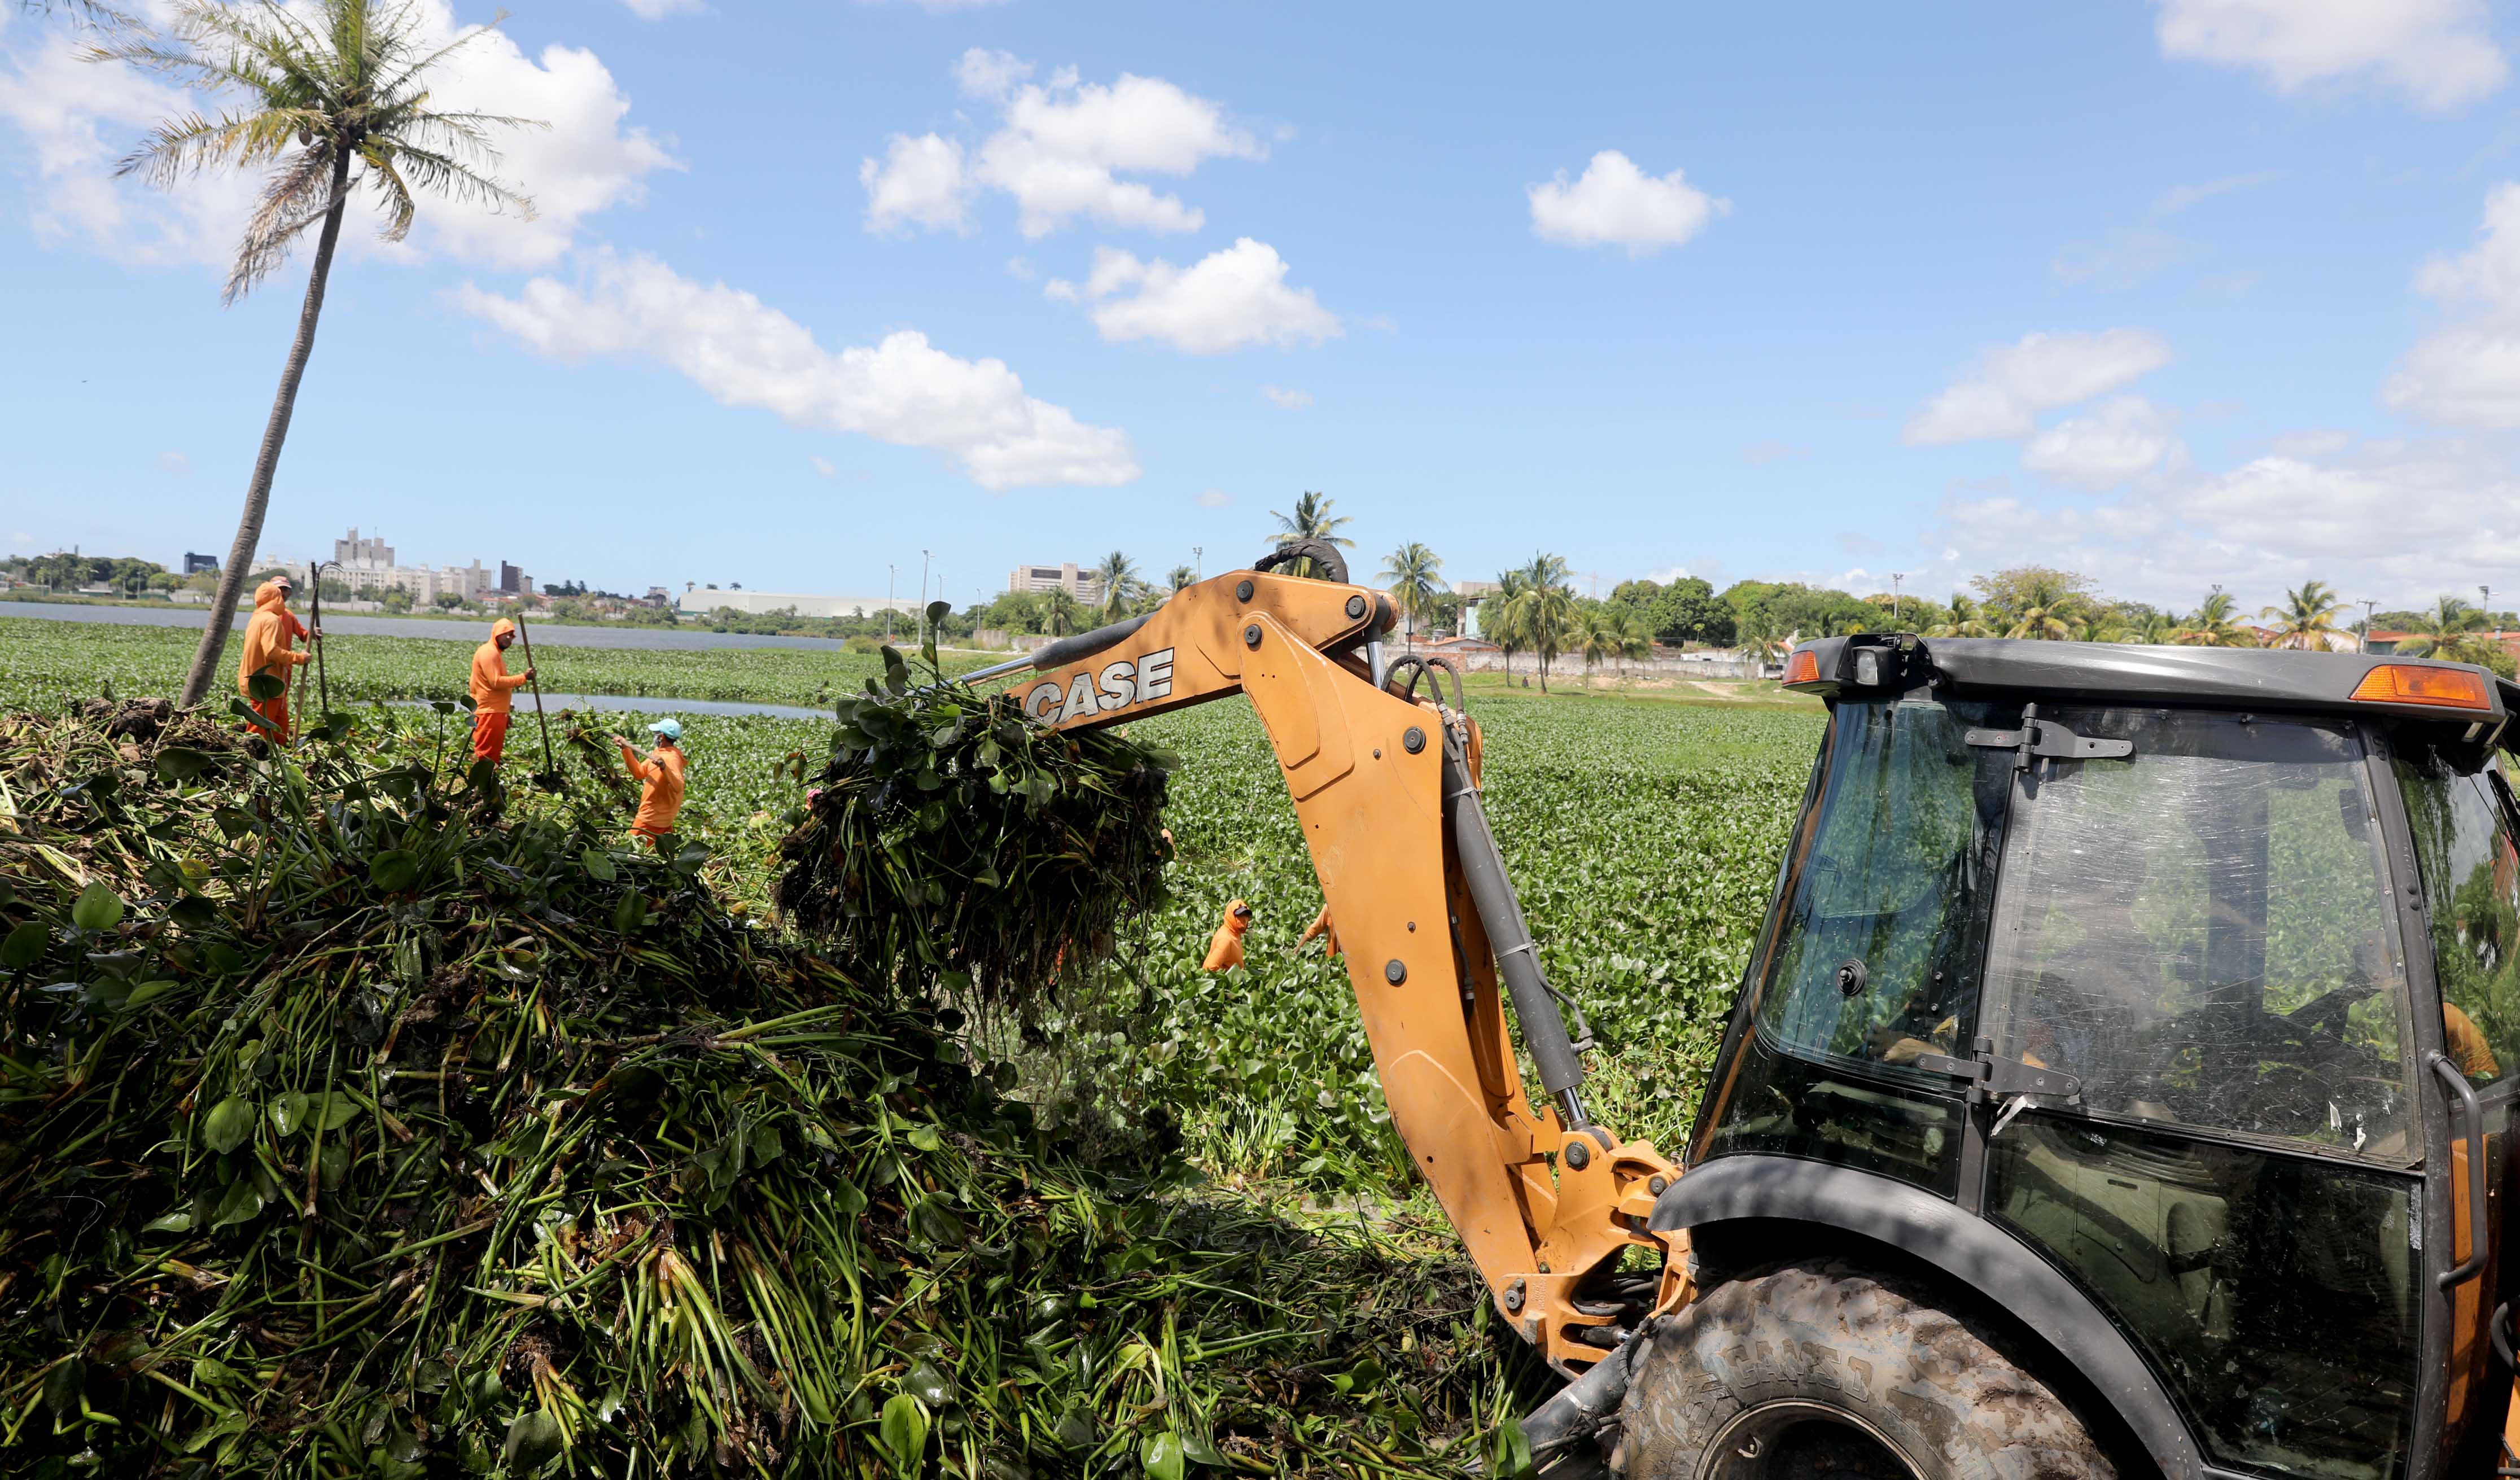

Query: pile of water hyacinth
[{"left": 0, "top": 688, "right": 1549, "bottom": 1477}]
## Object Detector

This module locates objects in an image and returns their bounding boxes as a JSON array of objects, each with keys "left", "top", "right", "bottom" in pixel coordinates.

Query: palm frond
[{"left": 225, "top": 143, "right": 340, "bottom": 303}]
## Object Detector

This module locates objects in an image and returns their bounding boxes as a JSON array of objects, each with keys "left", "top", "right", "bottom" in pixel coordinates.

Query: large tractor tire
[{"left": 1614, "top": 1259, "right": 2115, "bottom": 1479}]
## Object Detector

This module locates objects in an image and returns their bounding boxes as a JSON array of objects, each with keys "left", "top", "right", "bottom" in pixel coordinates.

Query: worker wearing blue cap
[{"left": 613, "top": 717, "right": 686, "bottom": 843}]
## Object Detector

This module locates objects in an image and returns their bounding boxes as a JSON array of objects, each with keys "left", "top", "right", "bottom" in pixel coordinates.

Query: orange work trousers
[
  {"left": 249, "top": 695, "right": 290, "bottom": 746},
  {"left": 471, "top": 710, "right": 511, "bottom": 763}
]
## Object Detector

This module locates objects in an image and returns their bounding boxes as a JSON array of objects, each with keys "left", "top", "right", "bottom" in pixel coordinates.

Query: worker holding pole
[
  {"left": 467, "top": 619, "right": 536, "bottom": 764},
  {"left": 236, "top": 574, "right": 318, "bottom": 743}
]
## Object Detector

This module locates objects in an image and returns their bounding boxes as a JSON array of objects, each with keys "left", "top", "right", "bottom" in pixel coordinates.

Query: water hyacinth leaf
[
  {"left": 905, "top": 1124, "right": 942, "bottom": 1153},
  {"left": 71, "top": 882, "right": 125, "bottom": 932},
  {"left": 202, "top": 1096, "right": 255, "bottom": 1154},
  {"left": 580, "top": 847, "right": 616, "bottom": 883},
  {"left": 1182, "top": 1431, "right": 1225, "bottom": 1466},
  {"left": 121, "top": 979, "right": 181, "bottom": 1012},
  {"left": 830, "top": 1178, "right": 868, "bottom": 1216},
  {"left": 905, "top": 1359, "right": 950, "bottom": 1408},
  {"left": 169, "top": 895, "right": 218, "bottom": 929},
  {"left": 909, "top": 1196, "right": 965, "bottom": 1245},
  {"left": 1141, "top": 1430, "right": 1185, "bottom": 1480},
  {"left": 209, "top": 1177, "right": 264, "bottom": 1229},
  {"left": 319, "top": 1094, "right": 361, "bottom": 1131},
  {"left": 1, "top": 921, "right": 46, "bottom": 970},
  {"left": 140, "top": 1210, "right": 194, "bottom": 1234},
  {"left": 502, "top": 1410, "right": 565, "bottom": 1470},
  {"left": 247, "top": 673, "right": 287, "bottom": 702},
  {"left": 746, "top": 1120, "right": 782, "bottom": 1167},
  {"left": 42, "top": 1358, "right": 84, "bottom": 1422},
  {"left": 155, "top": 746, "right": 221, "bottom": 783},
  {"left": 878, "top": 1394, "right": 929, "bottom": 1474},
  {"left": 1490, "top": 1412, "right": 1535, "bottom": 1480},
  {"left": 270, "top": 1091, "right": 309, "bottom": 1136},
  {"left": 368, "top": 851, "right": 421, "bottom": 892}
]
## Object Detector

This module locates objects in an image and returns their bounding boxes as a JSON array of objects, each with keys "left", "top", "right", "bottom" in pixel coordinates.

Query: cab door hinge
[
  {"left": 1964, "top": 702, "right": 2133, "bottom": 770},
  {"left": 1914, "top": 1038, "right": 2082, "bottom": 1139}
]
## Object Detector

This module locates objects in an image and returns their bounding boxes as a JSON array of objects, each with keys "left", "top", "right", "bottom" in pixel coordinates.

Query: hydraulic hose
[{"left": 1441, "top": 721, "right": 1591, "bottom": 1129}]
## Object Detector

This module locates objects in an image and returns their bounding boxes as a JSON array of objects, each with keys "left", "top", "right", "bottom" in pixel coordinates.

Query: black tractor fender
[{"left": 1650, "top": 1154, "right": 2214, "bottom": 1480}]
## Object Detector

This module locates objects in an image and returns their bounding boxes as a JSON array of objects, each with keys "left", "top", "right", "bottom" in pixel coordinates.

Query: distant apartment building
[
  {"left": 300, "top": 528, "right": 524, "bottom": 603},
  {"left": 1007, "top": 562, "right": 1106, "bottom": 607},
  {"left": 675, "top": 586, "right": 922, "bottom": 619},
  {"left": 183, "top": 552, "right": 221, "bottom": 576}
]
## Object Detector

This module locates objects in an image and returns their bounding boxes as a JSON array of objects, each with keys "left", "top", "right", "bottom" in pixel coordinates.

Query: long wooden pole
[
  {"left": 309, "top": 562, "right": 330, "bottom": 718},
  {"left": 290, "top": 567, "right": 314, "bottom": 745},
  {"left": 515, "top": 610, "right": 555, "bottom": 777}
]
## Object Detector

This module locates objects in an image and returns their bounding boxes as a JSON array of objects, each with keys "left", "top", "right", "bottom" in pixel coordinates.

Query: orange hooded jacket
[
  {"left": 1201, "top": 899, "right": 1253, "bottom": 971},
  {"left": 619, "top": 739, "right": 688, "bottom": 838},
  {"left": 235, "top": 579, "right": 309, "bottom": 695},
  {"left": 470, "top": 620, "right": 532, "bottom": 714}
]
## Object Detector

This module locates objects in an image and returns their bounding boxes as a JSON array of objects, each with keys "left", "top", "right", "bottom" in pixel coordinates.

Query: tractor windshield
[{"left": 1981, "top": 708, "right": 2414, "bottom": 1161}]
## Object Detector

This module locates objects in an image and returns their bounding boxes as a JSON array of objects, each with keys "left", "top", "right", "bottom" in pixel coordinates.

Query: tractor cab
[{"left": 1674, "top": 636, "right": 2520, "bottom": 1480}]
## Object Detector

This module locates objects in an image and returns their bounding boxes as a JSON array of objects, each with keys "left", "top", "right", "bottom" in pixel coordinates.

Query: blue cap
[{"left": 648, "top": 717, "right": 683, "bottom": 741}]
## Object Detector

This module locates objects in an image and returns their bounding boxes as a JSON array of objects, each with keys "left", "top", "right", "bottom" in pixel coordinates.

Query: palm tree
[
  {"left": 1503, "top": 553, "right": 1579, "bottom": 693},
  {"left": 2399, "top": 595, "right": 2492, "bottom": 662},
  {"left": 1379, "top": 541, "right": 1447, "bottom": 647},
  {"left": 2260, "top": 580, "right": 2348, "bottom": 651},
  {"left": 1042, "top": 587, "right": 1080, "bottom": 638},
  {"left": 2073, "top": 612, "right": 2128, "bottom": 643},
  {"left": 1922, "top": 593, "right": 1997, "bottom": 639},
  {"left": 2175, "top": 591, "right": 2257, "bottom": 647},
  {"left": 1166, "top": 564, "right": 1197, "bottom": 594},
  {"left": 1089, "top": 550, "right": 1140, "bottom": 619},
  {"left": 2129, "top": 609, "right": 2179, "bottom": 646},
  {"left": 97, "top": 1, "right": 540, "bottom": 707},
  {"left": 1485, "top": 569, "right": 1531, "bottom": 684},
  {"left": 1579, "top": 606, "right": 1624, "bottom": 677},
  {"left": 1619, "top": 610, "right": 1653, "bottom": 673},
  {"left": 1268, "top": 491, "right": 1354, "bottom": 579},
  {"left": 2001, "top": 571, "right": 2085, "bottom": 641}
]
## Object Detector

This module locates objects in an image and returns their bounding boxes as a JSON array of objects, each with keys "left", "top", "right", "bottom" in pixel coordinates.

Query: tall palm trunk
[{"left": 177, "top": 148, "right": 352, "bottom": 707}]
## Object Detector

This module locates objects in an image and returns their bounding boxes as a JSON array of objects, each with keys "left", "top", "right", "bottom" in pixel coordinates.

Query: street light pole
[
  {"left": 1891, "top": 572, "right": 1905, "bottom": 624},
  {"left": 2359, "top": 599, "right": 2378, "bottom": 654},
  {"left": 1193, "top": 546, "right": 1202, "bottom": 580}
]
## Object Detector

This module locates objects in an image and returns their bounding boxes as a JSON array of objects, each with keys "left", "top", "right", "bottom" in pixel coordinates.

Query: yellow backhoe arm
[{"left": 966, "top": 549, "right": 1688, "bottom": 1369}]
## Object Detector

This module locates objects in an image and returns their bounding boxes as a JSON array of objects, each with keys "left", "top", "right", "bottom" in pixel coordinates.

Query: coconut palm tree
[
  {"left": 2260, "top": 579, "right": 2349, "bottom": 650},
  {"left": 2001, "top": 571, "right": 2085, "bottom": 641},
  {"left": 1089, "top": 550, "right": 1140, "bottom": 619},
  {"left": 1579, "top": 606, "right": 1624, "bottom": 677},
  {"left": 1485, "top": 569, "right": 1531, "bottom": 684},
  {"left": 1041, "top": 587, "right": 1080, "bottom": 638},
  {"left": 95, "top": 1, "right": 540, "bottom": 707},
  {"left": 2175, "top": 591, "right": 2257, "bottom": 647},
  {"left": 1166, "top": 564, "right": 1197, "bottom": 594},
  {"left": 1620, "top": 610, "right": 1654, "bottom": 673},
  {"left": 2398, "top": 595, "right": 2492, "bottom": 662},
  {"left": 1268, "top": 491, "right": 1354, "bottom": 579},
  {"left": 1507, "top": 553, "right": 1579, "bottom": 693},
  {"left": 1379, "top": 541, "right": 1446, "bottom": 647},
  {"left": 2130, "top": 609, "right": 2180, "bottom": 646}
]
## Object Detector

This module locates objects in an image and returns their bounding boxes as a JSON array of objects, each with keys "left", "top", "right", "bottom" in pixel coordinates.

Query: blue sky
[{"left": 7, "top": 0, "right": 2520, "bottom": 614}]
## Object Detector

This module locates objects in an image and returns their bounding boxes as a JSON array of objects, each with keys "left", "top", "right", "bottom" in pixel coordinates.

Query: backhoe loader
[{"left": 966, "top": 546, "right": 2520, "bottom": 1480}]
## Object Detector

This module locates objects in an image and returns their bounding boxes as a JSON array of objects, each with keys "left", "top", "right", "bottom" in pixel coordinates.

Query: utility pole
[
  {"left": 2484, "top": 585, "right": 2495, "bottom": 635},
  {"left": 2359, "top": 599, "right": 2378, "bottom": 654},
  {"left": 886, "top": 564, "right": 895, "bottom": 641},
  {"left": 1891, "top": 572, "right": 1905, "bottom": 624},
  {"left": 1193, "top": 546, "right": 1202, "bottom": 580}
]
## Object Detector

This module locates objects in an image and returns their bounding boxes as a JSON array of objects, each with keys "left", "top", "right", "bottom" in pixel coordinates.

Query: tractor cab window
[
  {"left": 1754, "top": 693, "right": 2014, "bottom": 1075},
  {"left": 1983, "top": 710, "right": 2414, "bottom": 1162},
  {"left": 2394, "top": 742, "right": 2520, "bottom": 1087}
]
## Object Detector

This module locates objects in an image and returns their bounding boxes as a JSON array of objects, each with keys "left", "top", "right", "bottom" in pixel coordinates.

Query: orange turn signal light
[
  {"left": 1782, "top": 650, "right": 1821, "bottom": 686},
  {"left": 2350, "top": 663, "right": 2492, "bottom": 711}
]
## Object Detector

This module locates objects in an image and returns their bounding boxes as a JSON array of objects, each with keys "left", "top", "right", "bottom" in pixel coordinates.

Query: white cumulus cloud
[
  {"left": 1260, "top": 384, "right": 1313, "bottom": 411},
  {"left": 1047, "top": 239, "right": 1340, "bottom": 355},
  {"left": 2020, "top": 396, "right": 2185, "bottom": 489},
  {"left": 1527, "top": 150, "right": 1729, "bottom": 256},
  {"left": 2153, "top": 0, "right": 2506, "bottom": 111},
  {"left": 0, "top": 1, "right": 676, "bottom": 274},
  {"left": 2385, "top": 182, "right": 2520, "bottom": 427},
  {"left": 1903, "top": 329, "right": 2173, "bottom": 445},
  {"left": 861, "top": 50, "right": 1261, "bottom": 239},
  {"left": 808, "top": 455, "right": 837, "bottom": 478},
  {"left": 618, "top": 0, "right": 703, "bottom": 19},
  {"left": 452, "top": 250, "right": 1138, "bottom": 490},
  {"left": 860, "top": 133, "right": 970, "bottom": 234}
]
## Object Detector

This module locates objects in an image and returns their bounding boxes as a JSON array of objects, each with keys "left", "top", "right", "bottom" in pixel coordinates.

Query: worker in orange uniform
[
  {"left": 1298, "top": 903, "right": 1340, "bottom": 959},
  {"left": 236, "top": 575, "right": 318, "bottom": 743},
  {"left": 467, "top": 619, "right": 536, "bottom": 764},
  {"left": 2447, "top": 1001, "right": 2501, "bottom": 1082},
  {"left": 1202, "top": 900, "right": 1253, "bottom": 970},
  {"left": 614, "top": 718, "right": 688, "bottom": 843}
]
